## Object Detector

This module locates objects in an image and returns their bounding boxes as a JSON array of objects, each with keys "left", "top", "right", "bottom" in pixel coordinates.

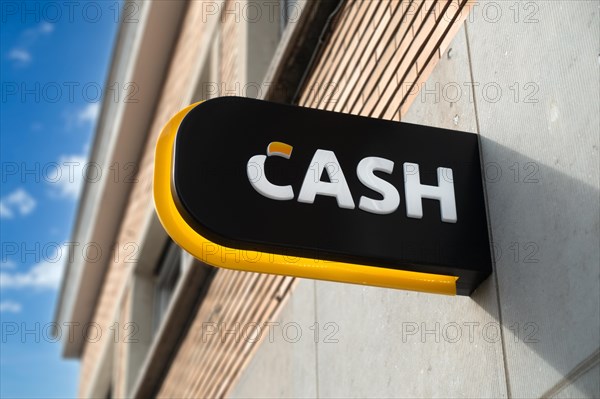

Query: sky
[{"left": 1, "top": 2, "right": 120, "bottom": 397}]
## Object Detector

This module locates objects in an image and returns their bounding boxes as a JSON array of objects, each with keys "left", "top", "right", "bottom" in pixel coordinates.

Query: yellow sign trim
[{"left": 153, "top": 102, "right": 458, "bottom": 295}]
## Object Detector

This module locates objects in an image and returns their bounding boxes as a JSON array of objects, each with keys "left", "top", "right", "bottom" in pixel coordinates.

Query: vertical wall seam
[{"left": 464, "top": 20, "right": 512, "bottom": 399}]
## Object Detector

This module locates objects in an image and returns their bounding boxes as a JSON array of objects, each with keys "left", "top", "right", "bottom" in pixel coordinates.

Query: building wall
[
  {"left": 221, "top": 0, "right": 241, "bottom": 85},
  {"left": 78, "top": 1, "right": 216, "bottom": 396},
  {"left": 79, "top": 0, "right": 292, "bottom": 397},
  {"left": 229, "top": 2, "right": 600, "bottom": 398},
  {"left": 76, "top": 1, "right": 599, "bottom": 397}
]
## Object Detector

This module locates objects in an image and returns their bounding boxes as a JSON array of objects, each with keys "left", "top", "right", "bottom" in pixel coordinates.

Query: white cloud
[
  {"left": 0, "top": 202, "right": 12, "bottom": 218},
  {"left": 7, "top": 22, "right": 54, "bottom": 67},
  {"left": 22, "top": 22, "right": 55, "bottom": 41},
  {"left": 77, "top": 103, "right": 101, "bottom": 125},
  {"left": 49, "top": 154, "right": 88, "bottom": 200},
  {"left": 0, "top": 301, "right": 22, "bottom": 313},
  {"left": 0, "top": 188, "right": 36, "bottom": 219},
  {"left": 7, "top": 48, "right": 31, "bottom": 65},
  {"left": 0, "top": 258, "right": 64, "bottom": 290},
  {"left": 63, "top": 103, "right": 101, "bottom": 131},
  {"left": 0, "top": 259, "right": 17, "bottom": 269},
  {"left": 39, "top": 22, "right": 55, "bottom": 34}
]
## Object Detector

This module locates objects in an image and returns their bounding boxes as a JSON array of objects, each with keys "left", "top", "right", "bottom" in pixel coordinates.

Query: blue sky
[{"left": 1, "top": 2, "right": 120, "bottom": 397}]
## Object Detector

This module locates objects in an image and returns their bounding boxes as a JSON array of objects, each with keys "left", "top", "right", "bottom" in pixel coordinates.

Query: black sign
[{"left": 162, "top": 97, "right": 492, "bottom": 295}]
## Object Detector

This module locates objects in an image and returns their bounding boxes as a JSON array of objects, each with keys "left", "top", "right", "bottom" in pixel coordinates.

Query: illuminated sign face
[{"left": 154, "top": 97, "right": 492, "bottom": 296}]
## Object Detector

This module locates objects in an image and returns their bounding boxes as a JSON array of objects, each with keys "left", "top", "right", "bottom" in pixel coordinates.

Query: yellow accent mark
[{"left": 267, "top": 141, "right": 293, "bottom": 159}]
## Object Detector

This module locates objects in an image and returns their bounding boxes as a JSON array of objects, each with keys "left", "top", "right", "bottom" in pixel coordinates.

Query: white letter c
[{"left": 247, "top": 154, "right": 294, "bottom": 200}]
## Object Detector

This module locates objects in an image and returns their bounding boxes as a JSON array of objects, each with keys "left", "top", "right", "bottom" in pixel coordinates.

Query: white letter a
[{"left": 298, "top": 149, "right": 355, "bottom": 209}]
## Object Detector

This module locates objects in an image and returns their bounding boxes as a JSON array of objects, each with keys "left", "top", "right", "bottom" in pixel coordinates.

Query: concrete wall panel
[
  {"left": 228, "top": 279, "right": 318, "bottom": 398},
  {"left": 465, "top": 2, "right": 600, "bottom": 397}
]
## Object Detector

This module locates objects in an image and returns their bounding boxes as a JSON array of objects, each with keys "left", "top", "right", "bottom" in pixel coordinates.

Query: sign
[{"left": 153, "top": 97, "right": 492, "bottom": 295}]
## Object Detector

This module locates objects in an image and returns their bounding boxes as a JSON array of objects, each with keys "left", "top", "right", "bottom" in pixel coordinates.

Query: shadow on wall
[{"left": 472, "top": 136, "right": 600, "bottom": 397}]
